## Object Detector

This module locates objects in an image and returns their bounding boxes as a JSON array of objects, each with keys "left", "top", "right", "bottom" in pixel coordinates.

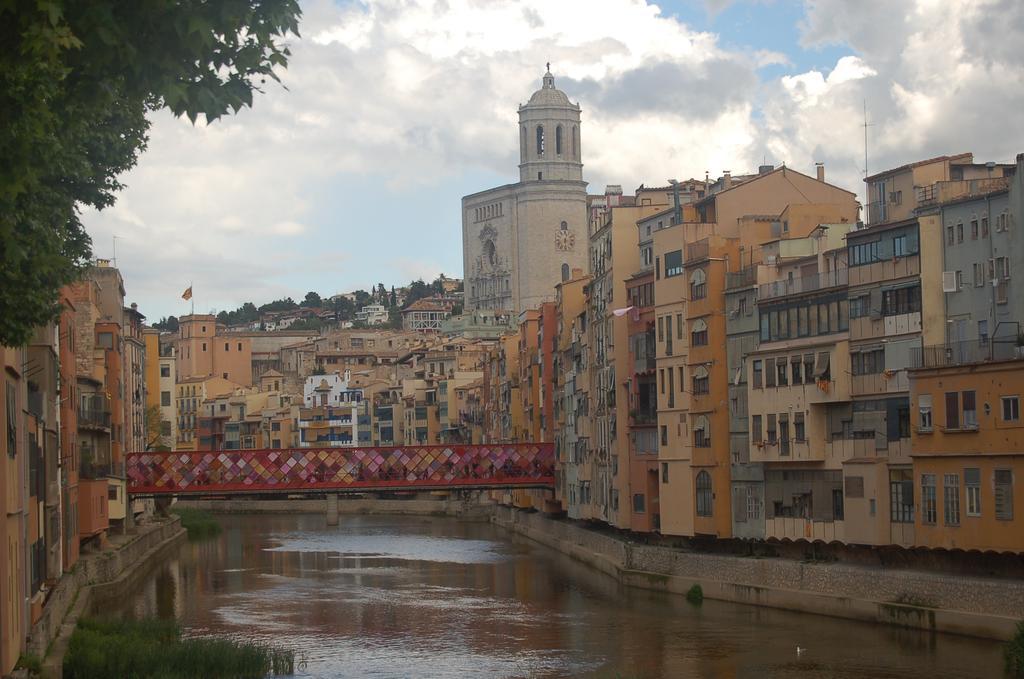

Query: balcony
[
  {"left": 726, "top": 266, "right": 758, "bottom": 290},
  {"left": 910, "top": 339, "right": 1022, "bottom": 369},
  {"left": 685, "top": 239, "right": 709, "bottom": 264},
  {"left": 79, "top": 406, "right": 111, "bottom": 430},
  {"left": 758, "top": 269, "right": 847, "bottom": 301},
  {"left": 916, "top": 177, "right": 1011, "bottom": 208}
]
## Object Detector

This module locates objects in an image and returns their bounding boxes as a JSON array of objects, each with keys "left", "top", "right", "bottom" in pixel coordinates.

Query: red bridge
[{"left": 126, "top": 444, "right": 555, "bottom": 496}]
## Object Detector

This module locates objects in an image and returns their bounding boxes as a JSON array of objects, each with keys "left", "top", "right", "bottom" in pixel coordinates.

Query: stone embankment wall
[
  {"left": 493, "top": 506, "right": 1023, "bottom": 641},
  {"left": 33, "top": 518, "right": 186, "bottom": 678}
]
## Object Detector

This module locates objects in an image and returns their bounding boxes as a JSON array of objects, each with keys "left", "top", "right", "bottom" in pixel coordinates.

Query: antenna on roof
[{"left": 862, "top": 99, "right": 873, "bottom": 178}]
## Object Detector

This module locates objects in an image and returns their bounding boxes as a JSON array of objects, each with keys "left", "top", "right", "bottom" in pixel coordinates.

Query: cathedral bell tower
[{"left": 518, "top": 66, "right": 583, "bottom": 183}]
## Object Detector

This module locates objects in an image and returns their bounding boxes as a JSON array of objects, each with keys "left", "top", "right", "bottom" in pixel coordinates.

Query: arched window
[
  {"left": 536, "top": 125, "right": 545, "bottom": 155},
  {"left": 691, "top": 318, "right": 708, "bottom": 346},
  {"left": 572, "top": 126, "right": 579, "bottom": 160},
  {"left": 556, "top": 125, "right": 563, "bottom": 155},
  {"left": 560, "top": 221, "right": 568, "bottom": 231},
  {"left": 690, "top": 268, "right": 707, "bottom": 300},
  {"left": 696, "top": 470, "right": 713, "bottom": 516},
  {"left": 520, "top": 125, "right": 527, "bottom": 159},
  {"left": 561, "top": 263, "right": 570, "bottom": 281}
]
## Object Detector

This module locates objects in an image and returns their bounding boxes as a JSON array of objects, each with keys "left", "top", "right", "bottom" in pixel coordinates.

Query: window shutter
[
  {"left": 995, "top": 470, "right": 1014, "bottom": 520},
  {"left": 942, "top": 271, "right": 957, "bottom": 293}
]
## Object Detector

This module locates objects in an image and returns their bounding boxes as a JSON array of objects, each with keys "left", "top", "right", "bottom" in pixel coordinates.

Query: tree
[
  {"left": 301, "top": 291, "right": 322, "bottom": 308},
  {"left": 405, "top": 279, "right": 431, "bottom": 306},
  {"left": 258, "top": 297, "right": 298, "bottom": 313},
  {"left": 389, "top": 286, "right": 397, "bottom": 308},
  {"left": 145, "top": 404, "right": 171, "bottom": 451},
  {"left": 152, "top": 315, "right": 179, "bottom": 332},
  {"left": 353, "top": 289, "right": 371, "bottom": 307},
  {"left": 0, "top": 1, "right": 301, "bottom": 346}
]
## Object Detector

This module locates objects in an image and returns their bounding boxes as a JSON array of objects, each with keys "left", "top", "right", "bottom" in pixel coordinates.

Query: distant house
[
  {"left": 354, "top": 304, "right": 389, "bottom": 326},
  {"left": 402, "top": 298, "right": 454, "bottom": 333}
]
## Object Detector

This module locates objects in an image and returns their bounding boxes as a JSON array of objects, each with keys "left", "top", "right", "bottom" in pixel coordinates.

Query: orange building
[{"left": 909, "top": 353, "right": 1024, "bottom": 553}]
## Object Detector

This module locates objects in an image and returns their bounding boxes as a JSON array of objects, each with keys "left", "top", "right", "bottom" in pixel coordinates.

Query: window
[
  {"left": 996, "top": 256, "right": 1011, "bottom": 280},
  {"left": 956, "top": 222, "right": 964, "bottom": 243},
  {"left": 690, "top": 318, "right": 708, "bottom": 346},
  {"left": 696, "top": 470, "right": 713, "bottom": 517},
  {"left": 778, "top": 414, "right": 789, "bottom": 455},
  {"left": 893, "top": 234, "right": 907, "bottom": 256},
  {"left": 97, "top": 332, "right": 114, "bottom": 349},
  {"left": 889, "top": 469, "right": 914, "bottom": 523},
  {"left": 794, "top": 412, "right": 805, "bottom": 442},
  {"left": 660, "top": 425, "right": 668, "bottom": 446},
  {"left": 791, "top": 356, "right": 802, "bottom": 385},
  {"left": 849, "top": 240, "right": 879, "bottom": 266},
  {"left": 943, "top": 473, "right": 961, "bottom": 526},
  {"left": 945, "top": 392, "right": 960, "bottom": 429},
  {"left": 766, "top": 414, "right": 777, "bottom": 443},
  {"left": 804, "top": 354, "right": 815, "bottom": 384},
  {"left": 852, "top": 348, "right": 885, "bottom": 376},
  {"left": 238, "top": 342, "right": 243, "bottom": 351},
  {"left": 918, "top": 394, "right": 933, "bottom": 431},
  {"left": 202, "top": 342, "right": 207, "bottom": 351},
  {"left": 751, "top": 415, "right": 762, "bottom": 443},
  {"left": 752, "top": 360, "right": 762, "bottom": 388},
  {"left": 536, "top": 125, "right": 544, "bottom": 155},
  {"left": 971, "top": 219, "right": 979, "bottom": 239},
  {"left": 921, "top": 473, "right": 937, "bottom": 524},
  {"left": 664, "top": 250, "right": 683, "bottom": 277},
  {"left": 562, "top": 263, "right": 570, "bottom": 281},
  {"left": 982, "top": 215, "right": 989, "bottom": 236},
  {"left": 689, "top": 268, "right": 707, "bottom": 299},
  {"left": 995, "top": 469, "right": 1014, "bottom": 520},
  {"left": 833, "top": 488, "right": 845, "bottom": 520},
  {"left": 224, "top": 342, "right": 229, "bottom": 351},
  {"left": 633, "top": 493, "right": 645, "bottom": 513},
  {"left": 962, "top": 390, "right": 977, "bottom": 429},
  {"left": 693, "top": 415, "right": 710, "bottom": 448},
  {"left": 555, "top": 125, "right": 563, "bottom": 155},
  {"left": 160, "top": 365, "right": 170, "bottom": 378},
  {"left": 947, "top": 225, "right": 954, "bottom": 245},
  {"left": 271, "top": 421, "right": 281, "bottom": 432},
  {"left": 657, "top": 316, "right": 664, "bottom": 342},
  {"left": 1002, "top": 396, "right": 1020, "bottom": 421},
  {"left": 747, "top": 486, "right": 760, "bottom": 520},
  {"left": 776, "top": 360, "right": 788, "bottom": 386},
  {"left": 765, "top": 358, "right": 776, "bottom": 387},
  {"left": 160, "top": 391, "right": 171, "bottom": 407},
  {"left": 965, "top": 468, "right": 981, "bottom": 517},
  {"left": 676, "top": 313, "right": 684, "bottom": 340},
  {"left": 973, "top": 262, "right": 984, "bottom": 287},
  {"left": 881, "top": 286, "right": 921, "bottom": 316},
  {"left": 661, "top": 463, "right": 669, "bottom": 483},
  {"left": 659, "top": 369, "right": 665, "bottom": 394},
  {"left": 691, "top": 366, "right": 709, "bottom": 395}
]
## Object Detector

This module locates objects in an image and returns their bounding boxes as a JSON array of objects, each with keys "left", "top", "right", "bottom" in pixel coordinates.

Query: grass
[
  {"left": 63, "top": 617, "right": 294, "bottom": 679},
  {"left": 1007, "top": 620, "right": 1024, "bottom": 677},
  {"left": 170, "top": 507, "right": 222, "bottom": 540},
  {"left": 686, "top": 584, "right": 704, "bottom": 605}
]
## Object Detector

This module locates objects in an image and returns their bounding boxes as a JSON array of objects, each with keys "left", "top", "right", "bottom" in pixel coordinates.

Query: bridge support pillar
[{"left": 326, "top": 493, "right": 339, "bottom": 526}]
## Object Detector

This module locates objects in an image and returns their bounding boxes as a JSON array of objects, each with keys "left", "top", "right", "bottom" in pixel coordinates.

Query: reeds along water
[{"left": 63, "top": 617, "right": 295, "bottom": 678}]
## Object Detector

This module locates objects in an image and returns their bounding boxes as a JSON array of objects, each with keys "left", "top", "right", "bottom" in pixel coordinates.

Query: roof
[
  {"left": 403, "top": 299, "right": 452, "bottom": 313},
  {"left": 261, "top": 369, "right": 284, "bottom": 377},
  {"left": 523, "top": 70, "right": 576, "bottom": 108},
  {"left": 694, "top": 165, "right": 857, "bottom": 206},
  {"left": 863, "top": 152, "right": 972, "bottom": 183}
]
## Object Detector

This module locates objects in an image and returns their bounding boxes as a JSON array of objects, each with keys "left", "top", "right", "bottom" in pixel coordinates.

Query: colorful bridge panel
[{"left": 126, "top": 444, "right": 555, "bottom": 494}]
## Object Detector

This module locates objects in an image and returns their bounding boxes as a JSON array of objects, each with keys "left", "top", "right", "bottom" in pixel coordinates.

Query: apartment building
[
  {"left": 656, "top": 165, "right": 858, "bottom": 538},
  {"left": 175, "top": 375, "right": 240, "bottom": 449},
  {"left": 909, "top": 354, "right": 1023, "bottom": 552}
]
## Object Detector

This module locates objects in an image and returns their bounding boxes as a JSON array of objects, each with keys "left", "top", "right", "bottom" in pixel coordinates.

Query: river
[{"left": 98, "top": 513, "right": 1006, "bottom": 678}]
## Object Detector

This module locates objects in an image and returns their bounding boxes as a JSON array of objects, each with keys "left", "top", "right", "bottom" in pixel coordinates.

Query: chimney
[
  {"left": 758, "top": 164, "right": 774, "bottom": 175},
  {"left": 722, "top": 171, "right": 732, "bottom": 189},
  {"left": 816, "top": 162, "right": 825, "bottom": 182}
]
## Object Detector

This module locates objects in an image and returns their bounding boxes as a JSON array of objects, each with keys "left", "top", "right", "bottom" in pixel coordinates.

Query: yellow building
[
  {"left": 175, "top": 375, "right": 240, "bottom": 449},
  {"left": 909, "top": 354, "right": 1024, "bottom": 553},
  {"left": 174, "top": 314, "right": 253, "bottom": 386}
]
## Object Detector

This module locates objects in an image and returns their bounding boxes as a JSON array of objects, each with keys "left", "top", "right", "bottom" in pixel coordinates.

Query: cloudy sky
[{"left": 82, "top": 0, "right": 1024, "bottom": 321}]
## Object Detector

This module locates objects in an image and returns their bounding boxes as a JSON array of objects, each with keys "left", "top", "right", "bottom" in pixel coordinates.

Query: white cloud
[{"left": 81, "top": 0, "right": 1024, "bottom": 319}]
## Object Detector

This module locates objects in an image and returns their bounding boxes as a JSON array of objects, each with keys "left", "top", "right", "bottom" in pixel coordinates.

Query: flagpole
[{"left": 190, "top": 280, "right": 194, "bottom": 316}]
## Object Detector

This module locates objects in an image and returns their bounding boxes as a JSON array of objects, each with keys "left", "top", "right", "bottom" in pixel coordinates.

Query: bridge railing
[{"left": 126, "top": 444, "right": 556, "bottom": 495}]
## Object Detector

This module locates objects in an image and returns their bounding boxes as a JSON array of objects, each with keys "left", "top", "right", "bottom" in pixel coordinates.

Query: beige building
[
  {"left": 462, "top": 68, "right": 588, "bottom": 316},
  {"left": 175, "top": 314, "right": 253, "bottom": 386}
]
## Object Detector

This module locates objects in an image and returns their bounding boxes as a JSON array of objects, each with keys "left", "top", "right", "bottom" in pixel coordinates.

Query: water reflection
[{"left": 100, "top": 514, "right": 1005, "bottom": 678}]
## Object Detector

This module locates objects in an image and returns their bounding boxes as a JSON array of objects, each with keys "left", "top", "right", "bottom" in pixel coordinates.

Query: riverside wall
[
  {"left": 492, "top": 506, "right": 1023, "bottom": 641},
  {"left": 32, "top": 517, "right": 187, "bottom": 679}
]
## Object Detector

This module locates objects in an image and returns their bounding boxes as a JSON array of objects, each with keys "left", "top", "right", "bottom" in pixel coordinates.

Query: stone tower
[
  {"left": 518, "top": 68, "right": 583, "bottom": 183},
  {"left": 462, "top": 69, "right": 588, "bottom": 316}
]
